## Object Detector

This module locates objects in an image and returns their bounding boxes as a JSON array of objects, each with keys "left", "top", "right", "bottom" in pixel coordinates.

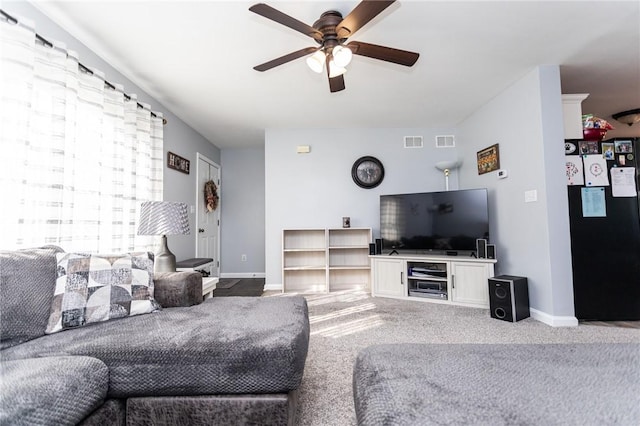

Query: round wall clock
[{"left": 351, "top": 156, "right": 385, "bottom": 189}]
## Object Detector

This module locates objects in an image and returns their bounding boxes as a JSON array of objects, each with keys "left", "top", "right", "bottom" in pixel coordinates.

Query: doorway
[{"left": 196, "top": 153, "right": 221, "bottom": 277}]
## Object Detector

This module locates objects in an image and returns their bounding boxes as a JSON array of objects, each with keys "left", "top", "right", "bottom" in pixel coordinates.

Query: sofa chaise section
[{"left": 1, "top": 296, "right": 310, "bottom": 398}]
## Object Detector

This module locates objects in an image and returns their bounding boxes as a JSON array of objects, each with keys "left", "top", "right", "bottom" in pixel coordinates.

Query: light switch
[{"left": 524, "top": 190, "right": 537, "bottom": 203}]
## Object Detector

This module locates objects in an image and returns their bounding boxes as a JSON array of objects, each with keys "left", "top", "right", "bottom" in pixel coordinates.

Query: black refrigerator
[{"left": 565, "top": 137, "right": 640, "bottom": 320}]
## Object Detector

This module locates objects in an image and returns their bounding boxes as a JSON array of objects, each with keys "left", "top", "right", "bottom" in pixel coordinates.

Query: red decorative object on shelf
[{"left": 583, "top": 128, "right": 608, "bottom": 141}]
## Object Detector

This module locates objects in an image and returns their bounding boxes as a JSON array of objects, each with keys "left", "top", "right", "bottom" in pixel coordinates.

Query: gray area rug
[{"left": 264, "top": 290, "right": 640, "bottom": 426}]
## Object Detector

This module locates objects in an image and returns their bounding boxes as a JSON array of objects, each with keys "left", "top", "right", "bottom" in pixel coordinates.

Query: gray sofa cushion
[
  {"left": 2, "top": 296, "right": 310, "bottom": 398},
  {"left": 153, "top": 271, "right": 202, "bottom": 307},
  {"left": 0, "top": 246, "right": 62, "bottom": 349},
  {"left": 0, "top": 356, "right": 108, "bottom": 425},
  {"left": 353, "top": 343, "right": 640, "bottom": 426}
]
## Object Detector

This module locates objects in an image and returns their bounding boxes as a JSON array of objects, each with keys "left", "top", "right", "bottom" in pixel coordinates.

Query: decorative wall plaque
[
  {"left": 167, "top": 151, "right": 190, "bottom": 174},
  {"left": 477, "top": 144, "right": 500, "bottom": 175}
]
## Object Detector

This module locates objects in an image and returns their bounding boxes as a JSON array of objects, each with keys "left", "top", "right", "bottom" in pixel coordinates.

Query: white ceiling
[{"left": 29, "top": 1, "right": 640, "bottom": 148}]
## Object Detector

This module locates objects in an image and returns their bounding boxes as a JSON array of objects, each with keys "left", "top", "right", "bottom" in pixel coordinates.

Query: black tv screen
[{"left": 380, "top": 189, "right": 489, "bottom": 254}]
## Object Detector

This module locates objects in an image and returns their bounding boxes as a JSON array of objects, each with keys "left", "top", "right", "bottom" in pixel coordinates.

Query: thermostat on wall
[{"left": 497, "top": 169, "right": 508, "bottom": 179}]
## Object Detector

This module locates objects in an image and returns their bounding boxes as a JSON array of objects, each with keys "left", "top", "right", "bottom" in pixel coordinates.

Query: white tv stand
[{"left": 370, "top": 254, "right": 496, "bottom": 308}]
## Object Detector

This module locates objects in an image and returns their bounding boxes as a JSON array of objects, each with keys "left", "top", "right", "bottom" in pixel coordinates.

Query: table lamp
[{"left": 137, "top": 201, "right": 190, "bottom": 272}]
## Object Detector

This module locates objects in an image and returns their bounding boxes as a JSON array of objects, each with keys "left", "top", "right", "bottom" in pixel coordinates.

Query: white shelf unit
[
  {"left": 371, "top": 255, "right": 496, "bottom": 308},
  {"left": 282, "top": 228, "right": 372, "bottom": 293},
  {"left": 328, "top": 228, "right": 372, "bottom": 292},
  {"left": 282, "top": 229, "right": 327, "bottom": 293}
]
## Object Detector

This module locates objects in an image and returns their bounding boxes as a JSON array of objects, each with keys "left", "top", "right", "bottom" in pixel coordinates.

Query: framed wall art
[
  {"left": 167, "top": 151, "right": 190, "bottom": 174},
  {"left": 477, "top": 144, "right": 500, "bottom": 175}
]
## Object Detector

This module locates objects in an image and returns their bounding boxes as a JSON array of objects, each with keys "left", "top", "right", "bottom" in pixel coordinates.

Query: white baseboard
[
  {"left": 530, "top": 308, "right": 578, "bottom": 327},
  {"left": 220, "top": 272, "right": 266, "bottom": 279},
  {"left": 264, "top": 283, "right": 283, "bottom": 291}
]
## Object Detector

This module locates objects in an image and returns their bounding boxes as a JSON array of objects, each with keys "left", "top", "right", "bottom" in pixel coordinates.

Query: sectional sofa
[{"left": 0, "top": 246, "right": 310, "bottom": 425}]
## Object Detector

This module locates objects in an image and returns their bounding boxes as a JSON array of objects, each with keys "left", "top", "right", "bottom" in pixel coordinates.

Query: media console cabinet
[{"left": 370, "top": 255, "right": 496, "bottom": 308}]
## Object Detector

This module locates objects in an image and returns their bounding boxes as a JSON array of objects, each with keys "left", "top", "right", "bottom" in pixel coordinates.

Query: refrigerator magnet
[{"left": 618, "top": 155, "right": 626, "bottom": 166}]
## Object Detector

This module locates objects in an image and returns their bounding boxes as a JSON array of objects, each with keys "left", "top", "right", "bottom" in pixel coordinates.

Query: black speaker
[
  {"left": 488, "top": 275, "right": 529, "bottom": 322},
  {"left": 486, "top": 244, "right": 496, "bottom": 259},
  {"left": 476, "top": 239, "right": 487, "bottom": 258},
  {"left": 369, "top": 243, "right": 376, "bottom": 255},
  {"left": 375, "top": 239, "right": 382, "bottom": 255}
]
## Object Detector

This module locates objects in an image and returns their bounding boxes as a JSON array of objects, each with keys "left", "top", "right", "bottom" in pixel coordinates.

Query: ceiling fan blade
[
  {"left": 347, "top": 41, "right": 419, "bottom": 66},
  {"left": 328, "top": 74, "right": 346, "bottom": 93},
  {"left": 249, "top": 3, "right": 323, "bottom": 41},
  {"left": 326, "top": 55, "right": 346, "bottom": 93},
  {"left": 336, "top": 0, "right": 396, "bottom": 39},
  {"left": 254, "top": 47, "right": 319, "bottom": 72}
]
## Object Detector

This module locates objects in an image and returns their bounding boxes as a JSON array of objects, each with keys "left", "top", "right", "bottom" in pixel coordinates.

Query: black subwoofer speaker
[{"left": 488, "top": 275, "right": 530, "bottom": 322}]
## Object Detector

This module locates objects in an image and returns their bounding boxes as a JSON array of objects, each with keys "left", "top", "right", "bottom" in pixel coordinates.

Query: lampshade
[
  {"left": 435, "top": 160, "right": 462, "bottom": 191},
  {"left": 435, "top": 160, "right": 461, "bottom": 172},
  {"left": 612, "top": 108, "right": 640, "bottom": 127},
  {"left": 332, "top": 45, "right": 353, "bottom": 68},
  {"left": 138, "top": 201, "right": 189, "bottom": 273},
  {"left": 328, "top": 60, "right": 347, "bottom": 78},
  {"left": 137, "top": 201, "right": 190, "bottom": 236},
  {"left": 306, "top": 50, "right": 325, "bottom": 73}
]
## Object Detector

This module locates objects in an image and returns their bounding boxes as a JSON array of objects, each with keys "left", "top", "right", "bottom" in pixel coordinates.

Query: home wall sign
[
  {"left": 167, "top": 151, "right": 190, "bottom": 174},
  {"left": 477, "top": 144, "right": 500, "bottom": 175}
]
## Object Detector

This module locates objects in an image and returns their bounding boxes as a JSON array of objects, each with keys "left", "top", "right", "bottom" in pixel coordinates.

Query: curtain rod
[{"left": 0, "top": 9, "right": 167, "bottom": 125}]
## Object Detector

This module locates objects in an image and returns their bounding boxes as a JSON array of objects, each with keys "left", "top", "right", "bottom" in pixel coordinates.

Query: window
[{"left": 1, "top": 15, "right": 162, "bottom": 252}]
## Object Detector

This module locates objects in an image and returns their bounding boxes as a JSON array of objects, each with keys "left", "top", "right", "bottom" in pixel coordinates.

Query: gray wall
[
  {"left": 220, "top": 147, "right": 265, "bottom": 277},
  {"left": 264, "top": 127, "right": 459, "bottom": 288},
  {"left": 457, "top": 65, "right": 575, "bottom": 323},
  {"left": 262, "top": 66, "right": 576, "bottom": 323},
  {"left": 9, "top": 2, "right": 221, "bottom": 262}
]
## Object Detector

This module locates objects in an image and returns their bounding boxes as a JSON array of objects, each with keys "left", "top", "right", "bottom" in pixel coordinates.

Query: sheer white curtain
[{"left": 0, "top": 15, "right": 163, "bottom": 252}]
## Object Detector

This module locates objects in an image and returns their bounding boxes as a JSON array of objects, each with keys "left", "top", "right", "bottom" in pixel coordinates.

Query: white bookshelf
[{"left": 282, "top": 228, "right": 372, "bottom": 293}]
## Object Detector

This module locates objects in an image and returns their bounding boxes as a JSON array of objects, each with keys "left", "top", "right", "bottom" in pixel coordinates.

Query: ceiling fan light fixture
[
  {"left": 332, "top": 45, "right": 353, "bottom": 67},
  {"left": 306, "top": 50, "right": 325, "bottom": 73},
  {"left": 328, "top": 60, "right": 347, "bottom": 78},
  {"left": 611, "top": 108, "right": 640, "bottom": 126}
]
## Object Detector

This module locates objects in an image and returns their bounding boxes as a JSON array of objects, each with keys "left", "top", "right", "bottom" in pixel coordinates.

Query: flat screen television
[{"left": 380, "top": 188, "right": 489, "bottom": 254}]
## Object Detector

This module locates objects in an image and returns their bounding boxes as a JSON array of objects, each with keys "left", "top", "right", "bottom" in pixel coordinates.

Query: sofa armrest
[{"left": 153, "top": 272, "right": 203, "bottom": 307}]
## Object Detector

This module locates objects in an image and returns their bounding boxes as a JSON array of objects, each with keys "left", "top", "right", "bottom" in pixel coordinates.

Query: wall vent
[
  {"left": 404, "top": 136, "right": 423, "bottom": 148},
  {"left": 435, "top": 135, "right": 455, "bottom": 148}
]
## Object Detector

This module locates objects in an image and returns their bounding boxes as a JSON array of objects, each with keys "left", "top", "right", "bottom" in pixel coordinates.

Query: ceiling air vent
[
  {"left": 435, "top": 135, "right": 455, "bottom": 148},
  {"left": 404, "top": 136, "right": 423, "bottom": 148}
]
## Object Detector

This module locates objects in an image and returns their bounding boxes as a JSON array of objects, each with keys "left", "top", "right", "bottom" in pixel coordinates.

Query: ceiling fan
[{"left": 249, "top": 0, "right": 419, "bottom": 93}]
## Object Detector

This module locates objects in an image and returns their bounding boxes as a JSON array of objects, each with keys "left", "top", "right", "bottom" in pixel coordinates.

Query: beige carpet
[{"left": 265, "top": 290, "right": 640, "bottom": 426}]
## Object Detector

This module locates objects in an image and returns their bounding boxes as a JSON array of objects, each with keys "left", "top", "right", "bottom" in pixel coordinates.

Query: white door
[{"left": 196, "top": 154, "right": 220, "bottom": 277}]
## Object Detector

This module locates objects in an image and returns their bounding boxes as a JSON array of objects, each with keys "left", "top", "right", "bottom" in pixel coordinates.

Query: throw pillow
[{"left": 45, "top": 252, "right": 160, "bottom": 334}]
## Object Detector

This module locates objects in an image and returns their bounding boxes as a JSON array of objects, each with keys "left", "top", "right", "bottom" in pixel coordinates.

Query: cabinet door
[
  {"left": 372, "top": 258, "right": 405, "bottom": 297},
  {"left": 451, "top": 262, "right": 490, "bottom": 307}
]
